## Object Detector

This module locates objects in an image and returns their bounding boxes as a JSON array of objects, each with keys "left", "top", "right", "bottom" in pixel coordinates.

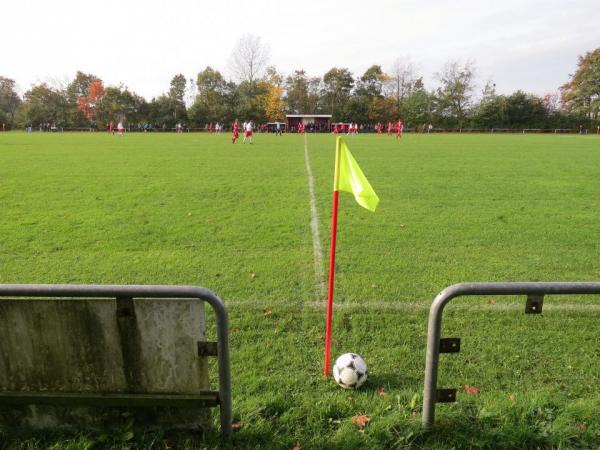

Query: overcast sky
[{"left": 2, "top": 0, "right": 598, "bottom": 99}]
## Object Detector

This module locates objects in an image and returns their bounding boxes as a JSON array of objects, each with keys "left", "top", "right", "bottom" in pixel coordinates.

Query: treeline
[{"left": 1, "top": 46, "right": 598, "bottom": 131}]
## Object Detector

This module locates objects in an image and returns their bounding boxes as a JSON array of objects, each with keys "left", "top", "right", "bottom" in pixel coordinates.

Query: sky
[{"left": 2, "top": 0, "right": 598, "bottom": 100}]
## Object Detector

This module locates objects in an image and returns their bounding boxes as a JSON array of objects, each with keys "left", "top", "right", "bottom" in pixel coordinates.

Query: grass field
[{"left": 0, "top": 131, "right": 599, "bottom": 449}]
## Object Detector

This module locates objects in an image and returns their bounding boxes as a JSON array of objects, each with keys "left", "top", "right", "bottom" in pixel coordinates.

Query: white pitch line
[
  {"left": 223, "top": 299, "right": 600, "bottom": 312},
  {"left": 303, "top": 133, "right": 325, "bottom": 301}
]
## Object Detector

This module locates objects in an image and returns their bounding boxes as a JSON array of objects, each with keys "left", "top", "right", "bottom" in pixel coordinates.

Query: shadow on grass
[{"left": 367, "top": 372, "right": 423, "bottom": 390}]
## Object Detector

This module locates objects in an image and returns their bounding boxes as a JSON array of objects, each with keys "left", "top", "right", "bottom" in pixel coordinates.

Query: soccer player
[
  {"left": 387, "top": 121, "right": 392, "bottom": 136},
  {"left": 108, "top": 121, "right": 114, "bottom": 135},
  {"left": 231, "top": 120, "right": 240, "bottom": 143},
  {"left": 117, "top": 120, "right": 125, "bottom": 136},
  {"left": 396, "top": 119, "right": 403, "bottom": 139},
  {"left": 243, "top": 120, "right": 254, "bottom": 144}
]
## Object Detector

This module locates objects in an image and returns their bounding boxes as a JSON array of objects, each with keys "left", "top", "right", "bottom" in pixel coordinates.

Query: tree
[
  {"left": 95, "top": 86, "right": 146, "bottom": 126},
  {"left": 402, "top": 79, "right": 436, "bottom": 128},
  {"left": 17, "top": 83, "right": 69, "bottom": 127},
  {"left": 229, "top": 34, "right": 270, "bottom": 89},
  {"left": 560, "top": 47, "right": 600, "bottom": 123},
  {"left": 385, "top": 59, "right": 416, "bottom": 114},
  {"left": 189, "top": 66, "right": 229, "bottom": 126},
  {"left": 356, "top": 65, "right": 386, "bottom": 98},
  {"left": 321, "top": 67, "right": 354, "bottom": 120},
  {"left": 435, "top": 61, "right": 476, "bottom": 127},
  {"left": 285, "top": 70, "right": 321, "bottom": 114},
  {"left": 504, "top": 91, "right": 546, "bottom": 128},
  {"left": 168, "top": 74, "right": 188, "bottom": 122},
  {"left": 77, "top": 79, "right": 105, "bottom": 124},
  {"left": 262, "top": 67, "right": 286, "bottom": 121},
  {"left": 471, "top": 81, "right": 508, "bottom": 129},
  {"left": 0, "top": 76, "right": 21, "bottom": 127}
]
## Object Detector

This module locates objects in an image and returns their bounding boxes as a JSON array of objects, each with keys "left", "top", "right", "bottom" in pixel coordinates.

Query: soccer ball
[{"left": 333, "top": 353, "right": 368, "bottom": 389}]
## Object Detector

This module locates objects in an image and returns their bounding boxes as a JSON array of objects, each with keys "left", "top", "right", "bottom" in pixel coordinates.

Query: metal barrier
[
  {"left": 0, "top": 284, "right": 232, "bottom": 439},
  {"left": 422, "top": 281, "right": 600, "bottom": 429}
]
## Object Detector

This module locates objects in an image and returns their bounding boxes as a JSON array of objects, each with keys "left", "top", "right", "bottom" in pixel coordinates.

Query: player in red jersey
[
  {"left": 396, "top": 119, "right": 403, "bottom": 138},
  {"left": 231, "top": 120, "right": 239, "bottom": 143}
]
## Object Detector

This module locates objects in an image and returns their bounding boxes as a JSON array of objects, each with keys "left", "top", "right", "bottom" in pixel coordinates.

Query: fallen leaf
[
  {"left": 508, "top": 394, "right": 515, "bottom": 402},
  {"left": 232, "top": 422, "right": 242, "bottom": 431},
  {"left": 263, "top": 308, "right": 272, "bottom": 317},
  {"left": 352, "top": 414, "right": 370, "bottom": 429},
  {"left": 292, "top": 443, "right": 301, "bottom": 450},
  {"left": 376, "top": 387, "right": 386, "bottom": 397},
  {"left": 575, "top": 422, "right": 587, "bottom": 432},
  {"left": 187, "top": 212, "right": 192, "bottom": 216},
  {"left": 399, "top": 224, "right": 405, "bottom": 228},
  {"left": 488, "top": 299, "right": 496, "bottom": 305},
  {"left": 371, "top": 284, "right": 377, "bottom": 288},
  {"left": 463, "top": 385, "right": 480, "bottom": 395},
  {"left": 250, "top": 272, "right": 256, "bottom": 279}
]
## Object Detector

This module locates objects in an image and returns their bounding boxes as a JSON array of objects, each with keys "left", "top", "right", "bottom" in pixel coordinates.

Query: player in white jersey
[{"left": 243, "top": 121, "right": 254, "bottom": 144}]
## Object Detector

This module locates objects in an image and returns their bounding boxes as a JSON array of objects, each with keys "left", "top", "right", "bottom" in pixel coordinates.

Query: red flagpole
[
  {"left": 323, "top": 189, "right": 340, "bottom": 377},
  {"left": 324, "top": 137, "right": 342, "bottom": 377}
]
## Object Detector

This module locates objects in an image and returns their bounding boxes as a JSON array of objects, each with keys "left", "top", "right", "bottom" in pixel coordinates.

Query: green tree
[
  {"left": 471, "top": 82, "right": 508, "bottom": 129},
  {"left": 560, "top": 47, "right": 600, "bottom": 123},
  {"left": 95, "top": 86, "right": 146, "bottom": 127},
  {"left": 189, "top": 66, "right": 229, "bottom": 126},
  {"left": 504, "top": 91, "right": 546, "bottom": 128},
  {"left": 435, "top": 61, "right": 476, "bottom": 127},
  {"left": 322, "top": 67, "right": 354, "bottom": 121},
  {"left": 402, "top": 79, "right": 436, "bottom": 128},
  {"left": 285, "top": 70, "right": 321, "bottom": 114},
  {"left": 0, "top": 76, "right": 21, "bottom": 128},
  {"left": 16, "top": 83, "right": 69, "bottom": 127},
  {"left": 168, "top": 74, "right": 188, "bottom": 122}
]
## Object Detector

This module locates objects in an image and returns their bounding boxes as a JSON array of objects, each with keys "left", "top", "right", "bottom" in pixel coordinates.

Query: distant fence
[{"left": 5, "top": 127, "right": 597, "bottom": 134}]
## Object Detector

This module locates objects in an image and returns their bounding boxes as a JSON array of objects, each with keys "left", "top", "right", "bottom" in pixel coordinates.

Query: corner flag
[
  {"left": 324, "top": 136, "right": 379, "bottom": 377},
  {"left": 336, "top": 139, "right": 379, "bottom": 212}
]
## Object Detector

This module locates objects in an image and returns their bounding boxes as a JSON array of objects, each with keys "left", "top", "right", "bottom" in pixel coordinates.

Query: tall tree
[
  {"left": 560, "top": 47, "right": 600, "bottom": 122},
  {"left": 168, "top": 74, "right": 188, "bottom": 121},
  {"left": 77, "top": 79, "right": 105, "bottom": 124},
  {"left": 17, "top": 83, "right": 69, "bottom": 127},
  {"left": 504, "top": 91, "right": 546, "bottom": 128},
  {"left": 285, "top": 70, "right": 321, "bottom": 114},
  {"left": 322, "top": 67, "right": 354, "bottom": 120},
  {"left": 189, "top": 66, "right": 229, "bottom": 125},
  {"left": 386, "top": 59, "right": 416, "bottom": 113},
  {"left": 229, "top": 34, "right": 270, "bottom": 89},
  {"left": 435, "top": 61, "right": 476, "bottom": 127},
  {"left": 262, "top": 67, "right": 286, "bottom": 121},
  {"left": 0, "top": 76, "right": 21, "bottom": 127},
  {"left": 95, "top": 86, "right": 146, "bottom": 126}
]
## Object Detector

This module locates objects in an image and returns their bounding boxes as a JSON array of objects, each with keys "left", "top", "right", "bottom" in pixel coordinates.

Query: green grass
[{"left": 0, "top": 132, "right": 599, "bottom": 449}]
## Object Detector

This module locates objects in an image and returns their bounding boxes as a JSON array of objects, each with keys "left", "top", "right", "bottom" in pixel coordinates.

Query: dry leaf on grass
[
  {"left": 376, "top": 387, "right": 386, "bottom": 397},
  {"left": 263, "top": 308, "right": 272, "bottom": 317},
  {"left": 463, "top": 385, "right": 481, "bottom": 395},
  {"left": 575, "top": 422, "right": 587, "bottom": 432},
  {"left": 352, "top": 414, "right": 370, "bottom": 428},
  {"left": 291, "top": 443, "right": 301, "bottom": 450},
  {"left": 232, "top": 422, "right": 242, "bottom": 431}
]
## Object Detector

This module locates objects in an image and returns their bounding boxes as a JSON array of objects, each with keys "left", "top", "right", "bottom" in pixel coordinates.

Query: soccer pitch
[{"left": 1, "top": 132, "right": 599, "bottom": 448}]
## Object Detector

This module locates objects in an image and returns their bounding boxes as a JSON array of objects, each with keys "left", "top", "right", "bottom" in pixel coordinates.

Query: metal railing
[
  {"left": 0, "top": 284, "right": 232, "bottom": 439},
  {"left": 422, "top": 281, "right": 600, "bottom": 429}
]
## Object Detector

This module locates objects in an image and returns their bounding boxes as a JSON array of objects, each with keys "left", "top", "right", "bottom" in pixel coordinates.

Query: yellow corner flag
[{"left": 334, "top": 137, "right": 379, "bottom": 212}]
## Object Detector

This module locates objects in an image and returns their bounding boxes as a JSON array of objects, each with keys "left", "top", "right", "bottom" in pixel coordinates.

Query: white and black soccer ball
[{"left": 332, "top": 353, "right": 368, "bottom": 389}]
